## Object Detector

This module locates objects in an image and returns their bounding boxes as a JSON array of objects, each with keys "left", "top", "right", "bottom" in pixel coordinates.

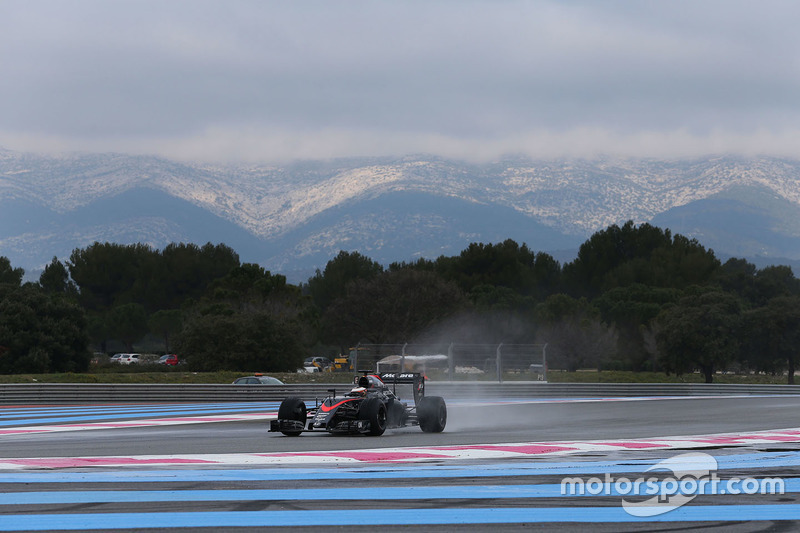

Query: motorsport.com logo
[{"left": 560, "top": 452, "right": 785, "bottom": 517}]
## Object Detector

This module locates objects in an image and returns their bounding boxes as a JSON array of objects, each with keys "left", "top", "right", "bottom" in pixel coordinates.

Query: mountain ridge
[{"left": 2, "top": 147, "right": 799, "bottom": 281}]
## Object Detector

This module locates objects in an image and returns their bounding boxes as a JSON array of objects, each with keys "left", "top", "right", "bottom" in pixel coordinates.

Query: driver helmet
[{"left": 354, "top": 374, "right": 384, "bottom": 390}]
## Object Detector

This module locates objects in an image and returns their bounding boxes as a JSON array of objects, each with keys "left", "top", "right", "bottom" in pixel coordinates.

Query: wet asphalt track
[
  {"left": 3, "top": 396, "right": 800, "bottom": 457},
  {"left": 4, "top": 395, "right": 800, "bottom": 531}
]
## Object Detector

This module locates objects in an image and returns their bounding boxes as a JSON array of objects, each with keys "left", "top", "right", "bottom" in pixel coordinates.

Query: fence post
[
  {"left": 448, "top": 343, "right": 454, "bottom": 382},
  {"left": 496, "top": 343, "right": 503, "bottom": 383},
  {"left": 352, "top": 342, "right": 360, "bottom": 372},
  {"left": 543, "top": 343, "right": 548, "bottom": 382}
]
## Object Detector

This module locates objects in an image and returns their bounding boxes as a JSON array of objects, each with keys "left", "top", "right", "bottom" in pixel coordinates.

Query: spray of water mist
[{"left": 406, "top": 310, "right": 550, "bottom": 433}]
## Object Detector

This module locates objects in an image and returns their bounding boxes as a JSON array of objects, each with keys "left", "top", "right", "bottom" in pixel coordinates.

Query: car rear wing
[{"left": 378, "top": 372, "right": 425, "bottom": 404}]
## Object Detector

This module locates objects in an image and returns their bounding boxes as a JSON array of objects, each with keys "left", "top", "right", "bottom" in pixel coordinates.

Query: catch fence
[{"left": 349, "top": 342, "right": 547, "bottom": 382}]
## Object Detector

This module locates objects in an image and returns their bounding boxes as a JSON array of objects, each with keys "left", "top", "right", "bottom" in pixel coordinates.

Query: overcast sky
[{"left": 2, "top": 1, "right": 799, "bottom": 162}]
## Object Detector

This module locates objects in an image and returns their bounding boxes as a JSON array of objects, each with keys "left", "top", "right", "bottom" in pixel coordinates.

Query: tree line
[{"left": 1, "top": 221, "right": 798, "bottom": 382}]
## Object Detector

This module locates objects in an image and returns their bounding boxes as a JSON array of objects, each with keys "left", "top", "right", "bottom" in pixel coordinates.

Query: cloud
[
  {"left": 6, "top": 124, "right": 798, "bottom": 164},
  {"left": 2, "top": 1, "right": 800, "bottom": 162}
]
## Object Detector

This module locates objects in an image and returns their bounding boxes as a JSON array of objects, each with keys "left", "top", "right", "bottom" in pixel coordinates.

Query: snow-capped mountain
[{"left": 1, "top": 147, "right": 799, "bottom": 282}]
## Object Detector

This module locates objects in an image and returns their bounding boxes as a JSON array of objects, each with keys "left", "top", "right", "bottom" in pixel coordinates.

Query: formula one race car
[{"left": 269, "top": 372, "right": 447, "bottom": 436}]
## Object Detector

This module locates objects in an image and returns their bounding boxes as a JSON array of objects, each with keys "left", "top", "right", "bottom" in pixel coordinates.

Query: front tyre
[
  {"left": 359, "top": 397, "right": 387, "bottom": 436},
  {"left": 417, "top": 396, "right": 447, "bottom": 433},
  {"left": 277, "top": 397, "right": 306, "bottom": 436}
]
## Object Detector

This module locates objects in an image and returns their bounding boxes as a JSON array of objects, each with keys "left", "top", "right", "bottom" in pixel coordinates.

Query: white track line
[
  {"left": 3, "top": 427, "right": 800, "bottom": 470},
  {"left": 0, "top": 413, "right": 273, "bottom": 435}
]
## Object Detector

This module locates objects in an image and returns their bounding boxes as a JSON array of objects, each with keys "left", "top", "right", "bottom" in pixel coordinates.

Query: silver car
[
  {"left": 232, "top": 375, "right": 284, "bottom": 385},
  {"left": 117, "top": 353, "right": 142, "bottom": 365}
]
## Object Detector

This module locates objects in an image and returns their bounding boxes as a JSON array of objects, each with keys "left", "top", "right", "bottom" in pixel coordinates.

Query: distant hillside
[
  {"left": 651, "top": 185, "right": 800, "bottom": 271},
  {"left": 263, "top": 191, "right": 584, "bottom": 275},
  {"left": 2, "top": 148, "right": 800, "bottom": 282},
  {"left": 0, "top": 187, "right": 265, "bottom": 275}
]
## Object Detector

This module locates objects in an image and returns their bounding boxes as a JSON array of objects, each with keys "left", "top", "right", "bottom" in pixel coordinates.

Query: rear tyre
[
  {"left": 359, "top": 397, "right": 387, "bottom": 436},
  {"left": 418, "top": 396, "right": 447, "bottom": 433},
  {"left": 277, "top": 397, "right": 306, "bottom": 436}
]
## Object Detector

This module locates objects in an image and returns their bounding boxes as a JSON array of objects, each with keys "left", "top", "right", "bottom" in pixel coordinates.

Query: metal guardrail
[
  {"left": 428, "top": 382, "right": 800, "bottom": 399},
  {"left": 0, "top": 384, "right": 337, "bottom": 404},
  {"left": 2, "top": 382, "right": 800, "bottom": 404}
]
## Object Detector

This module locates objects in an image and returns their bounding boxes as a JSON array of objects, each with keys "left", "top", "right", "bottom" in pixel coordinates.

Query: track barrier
[{"left": 2, "top": 382, "right": 800, "bottom": 404}]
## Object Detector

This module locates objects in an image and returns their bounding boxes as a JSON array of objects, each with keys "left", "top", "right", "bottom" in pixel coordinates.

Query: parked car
[
  {"left": 118, "top": 353, "right": 142, "bottom": 365},
  {"left": 158, "top": 354, "right": 179, "bottom": 366},
  {"left": 232, "top": 374, "right": 284, "bottom": 385},
  {"left": 109, "top": 353, "right": 126, "bottom": 364}
]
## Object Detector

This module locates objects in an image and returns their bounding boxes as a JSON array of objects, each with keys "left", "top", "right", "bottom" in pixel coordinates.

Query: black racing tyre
[
  {"left": 417, "top": 396, "right": 447, "bottom": 433},
  {"left": 358, "top": 397, "right": 387, "bottom": 436},
  {"left": 277, "top": 397, "right": 306, "bottom": 436}
]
